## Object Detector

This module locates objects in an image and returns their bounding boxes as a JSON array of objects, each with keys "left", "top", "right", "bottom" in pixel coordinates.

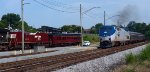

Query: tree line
[
  {"left": 0, "top": 13, "right": 37, "bottom": 32},
  {"left": 127, "top": 21, "right": 150, "bottom": 39},
  {"left": 0, "top": 13, "right": 150, "bottom": 40},
  {"left": 61, "top": 23, "right": 103, "bottom": 34},
  {"left": 0, "top": 13, "right": 103, "bottom": 34}
]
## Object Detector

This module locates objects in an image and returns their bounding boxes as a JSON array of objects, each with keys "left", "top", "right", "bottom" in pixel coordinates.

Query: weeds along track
[{"left": 0, "top": 42, "right": 148, "bottom": 72}]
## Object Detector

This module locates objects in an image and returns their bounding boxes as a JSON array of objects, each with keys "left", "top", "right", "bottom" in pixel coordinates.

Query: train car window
[{"left": 127, "top": 36, "right": 130, "bottom": 39}]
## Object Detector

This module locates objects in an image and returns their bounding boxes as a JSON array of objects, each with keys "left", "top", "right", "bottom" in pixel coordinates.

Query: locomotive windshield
[{"left": 99, "top": 26, "right": 116, "bottom": 37}]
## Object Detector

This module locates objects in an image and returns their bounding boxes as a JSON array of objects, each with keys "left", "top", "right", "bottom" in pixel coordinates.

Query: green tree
[
  {"left": 1, "top": 13, "right": 21, "bottom": 29},
  {"left": 127, "top": 21, "right": 136, "bottom": 31},
  {"left": 145, "top": 24, "right": 150, "bottom": 39},
  {"left": 127, "top": 21, "right": 147, "bottom": 34},
  {"left": 0, "top": 13, "right": 37, "bottom": 32},
  {"left": 61, "top": 25, "right": 82, "bottom": 33},
  {"left": 133, "top": 23, "right": 146, "bottom": 34},
  {"left": 127, "top": 21, "right": 150, "bottom": 40},
  {"left": 91, "top": 26, "right": 96, "bottom": 34},
  {"left": 91, "top": 23, "right": 103, "bottom": 34},
  {"left": 16, "top": 21, "right": 37, "bottom": 32},
  {"left": 0, "top": 21, "right": 5, "bottom": 28}
]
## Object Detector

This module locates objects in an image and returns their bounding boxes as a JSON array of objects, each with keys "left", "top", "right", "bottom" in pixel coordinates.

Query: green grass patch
[
  {"left": 124, "top": 69, "right": 135, "bottom": 72},
  {"left": 123, "top": 44, "right": 150, "bottom": 72},
  {"left": 138, "top": 44, "right": 150, "bottom": 61},
  {"left": 125, "top": 53, "right": 137, "bottom": 64},
  {"left": 125, "top": 44, "right": 150, "bottom": 64},
  {"left": 83, "top": 34, "right": 99, "bottom": 43}
]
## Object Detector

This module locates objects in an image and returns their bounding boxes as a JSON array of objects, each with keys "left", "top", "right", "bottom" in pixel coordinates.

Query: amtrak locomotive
[{"left": 99, "top": 25, "right": 145, "bottom": 48}]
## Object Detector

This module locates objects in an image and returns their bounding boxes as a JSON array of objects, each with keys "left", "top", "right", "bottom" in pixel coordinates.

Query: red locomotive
[{"left": 0, "top": 28, "right": 81, "bottom": 51}]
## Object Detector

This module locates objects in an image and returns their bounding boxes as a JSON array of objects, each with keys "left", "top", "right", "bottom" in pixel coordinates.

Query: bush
[
  {"left": 125, "top": 53, "right": 137, "bottom": 64},
  {"left": 125, "top": 44, "right": 150, "bottom": 64},
  {"left": 83, "top": 34, "right": 99, "bottom": 43},
  {"left": 125, "top": 69, "right": 135, "bottom": 72},
  {"left": 139, "top": 44, "right": 150, "bottom": 61}
]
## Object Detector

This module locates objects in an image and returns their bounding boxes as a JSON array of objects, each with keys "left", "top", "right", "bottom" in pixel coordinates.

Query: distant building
[
  {"left": 38, "top": 26, "right": 62, "bottom": 34},
  {"left": 84, "top": 29, "right": 91, "bottom": 34}
]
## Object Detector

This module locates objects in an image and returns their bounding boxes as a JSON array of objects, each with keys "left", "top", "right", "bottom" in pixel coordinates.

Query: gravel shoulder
[{"left": 54, "top": 44, "right": 147, "bottom": 72}]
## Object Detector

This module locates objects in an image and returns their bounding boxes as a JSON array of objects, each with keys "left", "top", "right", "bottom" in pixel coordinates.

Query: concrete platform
[{"left": 0, "top": 45, "right": 98, "bottom": 63}]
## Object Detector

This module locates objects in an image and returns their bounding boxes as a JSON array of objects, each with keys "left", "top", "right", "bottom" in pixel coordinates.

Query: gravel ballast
[{"left": 54, "top": 44, "right": 147, "bottom": 72}]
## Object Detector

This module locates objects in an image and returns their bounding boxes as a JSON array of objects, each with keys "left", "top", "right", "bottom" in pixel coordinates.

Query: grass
[
  {"left": 83, "top": 34, "right": 99, "bottom": 43},
  {"left": 124, "top": 69, "right": 135, "bottom": 72},
  {"left": 138, "top": 44, "right": 150, "bottom": 61},
  {"left": 123, "top": 44, "right": 150, "bottom": 72},
  {"left": 125, "top": 44, "right": 150, "bottom": 64},
  {"left": 125, "top": 53, "right": 137, "bottom": 64}
]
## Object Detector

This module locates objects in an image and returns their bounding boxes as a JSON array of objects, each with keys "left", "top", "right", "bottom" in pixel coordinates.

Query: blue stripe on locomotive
[{"left": 99, "top": 26, "right": 116, "bottom": 37}]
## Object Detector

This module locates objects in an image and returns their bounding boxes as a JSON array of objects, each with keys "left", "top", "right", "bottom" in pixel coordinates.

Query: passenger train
[{"left": 99, "top": 25, "right": 145, "bottom": 48}]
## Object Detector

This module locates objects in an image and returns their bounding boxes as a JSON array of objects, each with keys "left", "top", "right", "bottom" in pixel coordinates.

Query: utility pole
[
  {"left": 80, "top": 4, "right": 83, "bottom": 47},
  {"left": 21, "top": 0, "right": 24, "bottom": 54},
  {"left": 104, "top": 11, "right": 106, "bottom": 26}
]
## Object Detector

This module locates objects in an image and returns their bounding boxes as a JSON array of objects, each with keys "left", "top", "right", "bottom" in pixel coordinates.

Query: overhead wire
[
  {"left": 34, "top": 0, "right": 103, "bottom": 20},
  {"left": 41, "top": 0, "right": 79, "bottom": 11},
  {"left": 84, "top": 13, "right": 99, "bottom": 20},
  {"left": 33, "top": 0, "right": 78, "bottom": 13},
  {"left": 84, "top": 11, "right": 103, "bottom": 20}
]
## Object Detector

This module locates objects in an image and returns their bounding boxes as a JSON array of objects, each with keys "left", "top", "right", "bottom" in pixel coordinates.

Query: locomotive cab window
[{"left": 117, "top": 28, "right": 121, "bottom": 31}]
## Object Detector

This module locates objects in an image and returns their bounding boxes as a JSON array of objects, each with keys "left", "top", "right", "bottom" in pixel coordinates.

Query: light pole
[
  {"left": 21, "top": 0, "right": 30, "bottom": 54},
  {"left": 21, "top": 0, "right": 24, "bottom": 54},
  {"left": 80, "top": 4, "right": 101, "bottom": 47},
  {"left": 80, "top": 4, "right": 83, "bottom": 47},
  {"left": 104, "top": 11, "right": 106, "bottom": 26}
]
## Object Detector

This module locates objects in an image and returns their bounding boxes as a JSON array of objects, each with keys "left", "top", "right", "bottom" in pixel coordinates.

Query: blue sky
[{"left": 0, "top": 0, "right": 150, "bottom": 29}]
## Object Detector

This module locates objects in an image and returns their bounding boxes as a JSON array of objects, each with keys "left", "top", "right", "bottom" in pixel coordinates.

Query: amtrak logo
[{"left": 104, "top": 31, "right": 107, "bottom": 33}]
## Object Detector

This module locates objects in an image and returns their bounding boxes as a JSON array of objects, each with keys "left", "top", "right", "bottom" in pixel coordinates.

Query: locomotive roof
[
  {"left": 0, "top": 28, "right": 9, "bottom": 33},
  {"left": 48, "top": 33, "right": 81, "bottom": 36},
  {"left": 129, "top": 31, "right": 144, "bottom": 35},
  {"left": 38, "top": 26, "right": 62, "bottom": 32}
]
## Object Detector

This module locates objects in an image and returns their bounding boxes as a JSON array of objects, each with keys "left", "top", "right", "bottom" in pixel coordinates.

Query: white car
[{"left": 83, "top": 41, "right": 90, "bottom": 46}]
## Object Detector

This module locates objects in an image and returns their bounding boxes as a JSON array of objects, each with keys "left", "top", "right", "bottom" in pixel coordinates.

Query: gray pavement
[{"left": 0, "top": 45, "right": 97, "bottom": 63}]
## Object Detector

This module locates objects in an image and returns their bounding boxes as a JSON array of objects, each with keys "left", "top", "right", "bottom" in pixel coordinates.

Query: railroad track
[{"left": 0, "top": 42, "right": 148, "bottom": 72}]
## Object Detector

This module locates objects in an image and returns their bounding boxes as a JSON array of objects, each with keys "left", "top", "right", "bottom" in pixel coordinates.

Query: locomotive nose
[{"left": 101, "top": 36, "right": 111, "bottom": 41}]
